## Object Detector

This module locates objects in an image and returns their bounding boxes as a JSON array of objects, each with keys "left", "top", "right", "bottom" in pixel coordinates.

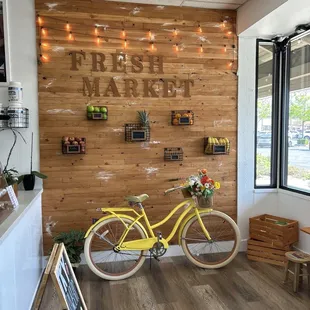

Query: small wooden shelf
[
  {"left": 164, "top": 147, "right": 183, "bottom": 161},
  {"left": 62, "top": 137, "right": 86, "bottom": 154},
  {"left": 125, "top": 123, "right": 150, "bottom": 142},
  {"left": 87, "top": 106, "right": 108, "bottom": 120},
  {"left": 171, "top": 110, "right": 194, "bottom": 126},
  {"left": 301, "top": 227, "right": 310, "bottom": 235}
]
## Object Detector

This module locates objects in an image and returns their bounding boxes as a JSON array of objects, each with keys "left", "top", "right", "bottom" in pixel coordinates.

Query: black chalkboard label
[
  {"left": 171, "top": 154, "right": 180, "bottom": 160},
  {"left": 92, "top": 113, "right": 102, "bottom": 119},
  {"left": 67, "top": 145, "right": 81, "bottom": 153},
  {"left": 131, "top": 130, "right": 146, "bottom": 141},
  {"left": 213, "top": 145, "right": 226, "bottom": 154},
  {"left": 179, "top": 117, "right": 190, "bottom": 124}
]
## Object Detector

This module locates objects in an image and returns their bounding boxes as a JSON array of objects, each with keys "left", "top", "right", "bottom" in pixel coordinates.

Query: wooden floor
[{"left": 40, "top": 253, "right": 310, "bottom": 310}]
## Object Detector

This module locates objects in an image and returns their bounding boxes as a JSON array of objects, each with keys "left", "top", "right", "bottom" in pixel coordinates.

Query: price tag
[{"left": 6, "top": 185, "right": 19, "bottom": 209}]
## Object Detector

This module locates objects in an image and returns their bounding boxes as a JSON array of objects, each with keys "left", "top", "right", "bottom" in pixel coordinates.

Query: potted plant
[
  {"left": 3, "top": 168, "right": 22, "bottom": 195},
  {"left": 19, "top": 133, "right": 47, "bottom": 190},
  {"left": 53, "top": 230, "right": 85, "bottom": 268}
]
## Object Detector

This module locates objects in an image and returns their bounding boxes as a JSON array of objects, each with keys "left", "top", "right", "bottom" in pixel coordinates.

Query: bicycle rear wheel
[
  {"left": 181, "top": 210, "right": 240, "bottom": 269},
  {"left": 84, "top": 217, "right": 147, "bottom": 280}
]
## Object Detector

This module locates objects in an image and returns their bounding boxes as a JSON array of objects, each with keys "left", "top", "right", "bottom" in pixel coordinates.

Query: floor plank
[{"left": 38, "top": 253, "right": 310, "bottom": 310}]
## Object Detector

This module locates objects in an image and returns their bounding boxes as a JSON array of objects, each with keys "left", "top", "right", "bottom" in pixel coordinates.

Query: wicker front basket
[{"left": 181, "top": 188, "right": 213, "bottom": 208}]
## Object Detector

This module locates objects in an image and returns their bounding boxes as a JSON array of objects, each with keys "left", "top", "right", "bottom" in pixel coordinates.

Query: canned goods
[
  {"left": 6, "top": 107, "right": 29, "bottom": 128},
  {"left": 8, "top": 82, "right": 23, "bottom": 105}
]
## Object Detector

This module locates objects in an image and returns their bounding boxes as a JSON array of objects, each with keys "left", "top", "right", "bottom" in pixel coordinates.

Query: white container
[{"left": 8, "top": 82, "right": 23, "bottom": 105}]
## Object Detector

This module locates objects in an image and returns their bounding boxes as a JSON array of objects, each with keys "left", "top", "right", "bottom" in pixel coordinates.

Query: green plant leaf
[{"left": 32, "top": 171, "right": 48, "bottom": 179}]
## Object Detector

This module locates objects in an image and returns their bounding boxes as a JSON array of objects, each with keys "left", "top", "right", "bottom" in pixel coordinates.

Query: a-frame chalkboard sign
[{"left": 31, "top": 243, "right": 87, "bottom": 310}]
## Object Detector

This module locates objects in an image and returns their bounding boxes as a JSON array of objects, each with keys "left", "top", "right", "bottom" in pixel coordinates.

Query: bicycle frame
[{"left": 85, "top": 198, "right": 213, "bottom": 252}]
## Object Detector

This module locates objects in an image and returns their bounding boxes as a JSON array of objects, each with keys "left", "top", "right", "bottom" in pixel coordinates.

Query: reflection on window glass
[
  {"left": 284, "top": 33, "right": 310, "bottom": 193},
  {"left": 255, "top": 42, "right": 274, "bottom": 187}
]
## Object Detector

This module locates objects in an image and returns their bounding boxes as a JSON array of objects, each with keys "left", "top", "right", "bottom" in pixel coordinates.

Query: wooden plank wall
[{"left": 35, "top": 0, "right": 238, "bottom": 252}]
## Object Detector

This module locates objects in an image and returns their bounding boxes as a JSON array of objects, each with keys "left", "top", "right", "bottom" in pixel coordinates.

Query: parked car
[
  {"left": 304, "top": 130, "right": 310, "bottom": 139},
  {"left": 257, "top": 133, "right": 271, "bottom": 148}
]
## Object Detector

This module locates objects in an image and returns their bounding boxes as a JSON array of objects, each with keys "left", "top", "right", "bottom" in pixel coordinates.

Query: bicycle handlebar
[{"left": 164, "top": 185, "right": 186, "bottom": 195}]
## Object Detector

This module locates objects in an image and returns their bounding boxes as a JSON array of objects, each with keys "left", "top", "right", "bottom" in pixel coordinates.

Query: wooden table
[{"left": 301, "top": 227, "right": 310, "bottom": 235}]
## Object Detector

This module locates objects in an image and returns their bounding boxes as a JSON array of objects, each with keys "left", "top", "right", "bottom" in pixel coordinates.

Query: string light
[
  {"left": 66, "top": 22, "right": 70, "bottom": 31},
  {"left": 97, "top": 36, "right": 100, "bottom": 45},
  {"left": 173, "top": 28, "right": 178, "bottom": 36},
  {"left": 175, "top": 43, "right": 179, "bottom": 52},
  {"left": 224, "top": 45, "right": 227, "bottom": 52},
  {"left": 228, "top": 61, "right": 233, "bottom": 67},
  {"left": 37, "top": 15, "right": 43, "bottom": 26},
  {"left": 150, "top": 42, "right": 155, "bottom": 51},
  {"left": 122, "top": 28, "right": 126, "bottom": 38},
  {"left": 95, "top": 26, "right": 98, "bottom": 35},
  {"left": 227, "top": 31, "right": 232, "bottom": 35},
  {"left": 198, "top": 24, "right": 202, "bottom": 33},
  {"left": 200, "top": 44, "right": 203, "bottom": 53},
  {"left": 40, "top": 42, "right": 49, "bottom": 48},
  {"left": 148, "top": 29, "right": 152, "bottom": 39},
  {"left": 40, "top": 54, "right": 49, "bottom": 62},
  {"left": 41, "top": 27, "right": 47, "bottom": 36},
  {"left": 68, "top": 31, "right": 73, "bottom": 40},
  {"left": 124, "top": 39, "right": 127, "bottom": 49}
]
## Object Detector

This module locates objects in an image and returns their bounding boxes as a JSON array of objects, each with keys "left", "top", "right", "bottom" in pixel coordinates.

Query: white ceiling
[{"left": 106, "top": 0, "right": 249, "bottom": 10}]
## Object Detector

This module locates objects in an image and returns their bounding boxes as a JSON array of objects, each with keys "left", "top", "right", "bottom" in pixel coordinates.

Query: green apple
[
  {"left": 87, "top": 105, "right": 94, "bottom": 112},
  {"left": 94, "top": 107, "right": 100, "bottom": 113},
  {"left": 100, "top": 107, "right": 107, "bottom": 113},
  {"left": 102, "top": 113, "right": 108, "bottom": 120}
]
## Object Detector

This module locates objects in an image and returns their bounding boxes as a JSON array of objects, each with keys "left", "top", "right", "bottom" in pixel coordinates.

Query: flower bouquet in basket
[{"left": 182, "top": 169, "right": 220, "bottom": 208}]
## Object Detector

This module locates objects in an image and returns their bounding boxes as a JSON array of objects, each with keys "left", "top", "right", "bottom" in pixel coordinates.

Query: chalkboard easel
[{"left": 31, "top": 243, "right": 87, "bottom": 310}]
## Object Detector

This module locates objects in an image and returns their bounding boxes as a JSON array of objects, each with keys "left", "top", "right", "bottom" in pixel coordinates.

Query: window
[
  {"left": 255, "top": 41, "right": 277, "bottom": 188},
  {"left": 281, "top": 31, "right": 310, "bottom": 194}
]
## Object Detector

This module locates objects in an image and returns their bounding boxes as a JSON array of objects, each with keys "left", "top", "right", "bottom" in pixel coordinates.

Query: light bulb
[
  {"left": 148, "top": 30, "right": 152, "bottom": 39},
  {"left": 150, "top": 42, "right": 154, "bottom": 50},
  {"left": 95, "top": 26, "right": 98, "bottom": 35},
  {"left": 124, "top": 39, "right": 127, "bottom": 49},
  {"left": 175, "top": 43, "right": 179, "bottom": 52},
  {"left": 198, "top": 25, "right": 202, "bottom": 33},
  {"left": 173, "top": 28, "right": 177, "bottom": 36},
  {"left": 200, "top": 44, "right": 203, "bottom": 53},
  {"left": 41, "top": 27, "right": 47, "bottom": 36},
  {"left": 40, "top": 54, "right": 49, "bottom": 62},
  {"left": 122, "top": 29, "right": 126, "bottom": 38},
  {"left": 97, "top": 36, "right": 100, "bottom": 45},
  {"left": 37, "top": 16, "right": 43, "bottom": 26},
  {"left": 66, "top": 22, "right": 70, "bottom": 31},
  {"left": 69, "top": 31, "right": 73, "bottom": 40}
]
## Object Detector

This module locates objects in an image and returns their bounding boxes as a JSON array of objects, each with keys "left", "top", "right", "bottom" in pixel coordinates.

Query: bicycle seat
[{"left": 125, "top": 194, "right": 149, "bottom": 203}]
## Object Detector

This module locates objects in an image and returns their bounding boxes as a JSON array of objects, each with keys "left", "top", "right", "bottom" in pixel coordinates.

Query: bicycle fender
[
  {"left": 84, "top": 214, "right": 148, "bottom": 238},
  {"left": 177, "top": 209, "right": 213, "bottom": 245}
]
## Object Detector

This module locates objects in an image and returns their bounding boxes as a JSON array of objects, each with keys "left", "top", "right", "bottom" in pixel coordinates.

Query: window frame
[
  {"left": 254, "top": 39, "right": 278, "bottom": 189},
  {"left": 279, "top": 30, "right": 310, "bottom": 196}
]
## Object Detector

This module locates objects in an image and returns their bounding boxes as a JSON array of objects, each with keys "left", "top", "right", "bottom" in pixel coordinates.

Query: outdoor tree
[
  {"left": 290, "top": 92, "right": 310, "bottom": 136},
  {"left": 257, "top": 97, "right": 272, "bottom": 125}
]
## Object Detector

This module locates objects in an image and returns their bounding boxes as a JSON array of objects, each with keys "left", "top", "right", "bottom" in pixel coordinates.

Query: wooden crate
[
  {"left": 250, "top": 214, "right": 298, "bottom": 248},
  {"left": 247, "top": 239, "right": 291, "bottom": 266}
]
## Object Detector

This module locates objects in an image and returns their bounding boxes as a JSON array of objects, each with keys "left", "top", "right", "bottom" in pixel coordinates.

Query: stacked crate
[{"left": 247, "top": 214, "right": 299, "bottom": 266}]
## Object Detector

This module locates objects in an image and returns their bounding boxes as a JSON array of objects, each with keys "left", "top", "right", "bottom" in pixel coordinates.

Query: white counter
[{"left": 0, "top": 190, "right": 43, "bottom": 310}]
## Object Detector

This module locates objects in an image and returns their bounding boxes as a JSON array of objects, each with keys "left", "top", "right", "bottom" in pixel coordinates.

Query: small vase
[{"left": 23, "top": 174, "right": 35, "bottom": 191}]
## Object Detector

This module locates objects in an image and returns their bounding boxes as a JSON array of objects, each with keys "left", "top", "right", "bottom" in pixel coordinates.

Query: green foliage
[
  {"left": 53, "top": 230, "right": 85, "bottom": 264},
  {"left": 257, "top": 153, "right": 310, "bottom": 181},
  {"left": 297, "top": 139, "right": 309, "bottom": 145},
  {"left": 137, "top": 110, "right": 150, "bottom": 127},
  {"left": 257, "top": 98, "right": 272, "bottom": 122},
  {"left": 290, "top": 92, "right": 310, "bottom": 123},
  {"left": 256, "top": 154, "right": 271, "bottom": 177},
  {"left": 3, "top": 168, "right": 22, "bottom": 185}
]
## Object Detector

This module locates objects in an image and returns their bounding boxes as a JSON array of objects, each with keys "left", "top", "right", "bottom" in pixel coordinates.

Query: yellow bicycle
[{"left": 84, "top": 186, "right": 240, "bottom": 281}]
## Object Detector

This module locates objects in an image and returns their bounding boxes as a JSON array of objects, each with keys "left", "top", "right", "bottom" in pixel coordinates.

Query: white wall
[
  {"left": 0, "top": 0, "right": 39, "bottom": 179},
  {"left": 237, "top": 0, "right": 288, "bottom": 35},
  {"left": 237, "top": 0, "right": 310, "bottom": 253},
  {"left": 237, "top": 36, "right": 279, "bottom": 245}
]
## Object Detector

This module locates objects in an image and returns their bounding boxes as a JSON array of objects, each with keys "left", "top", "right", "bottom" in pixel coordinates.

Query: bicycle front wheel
[
  {"left": 84, "top": 217, "right": 147, "bottom": 280},
  {"left": 181, "top": 210, "right": 240, "bottom": 269}
]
